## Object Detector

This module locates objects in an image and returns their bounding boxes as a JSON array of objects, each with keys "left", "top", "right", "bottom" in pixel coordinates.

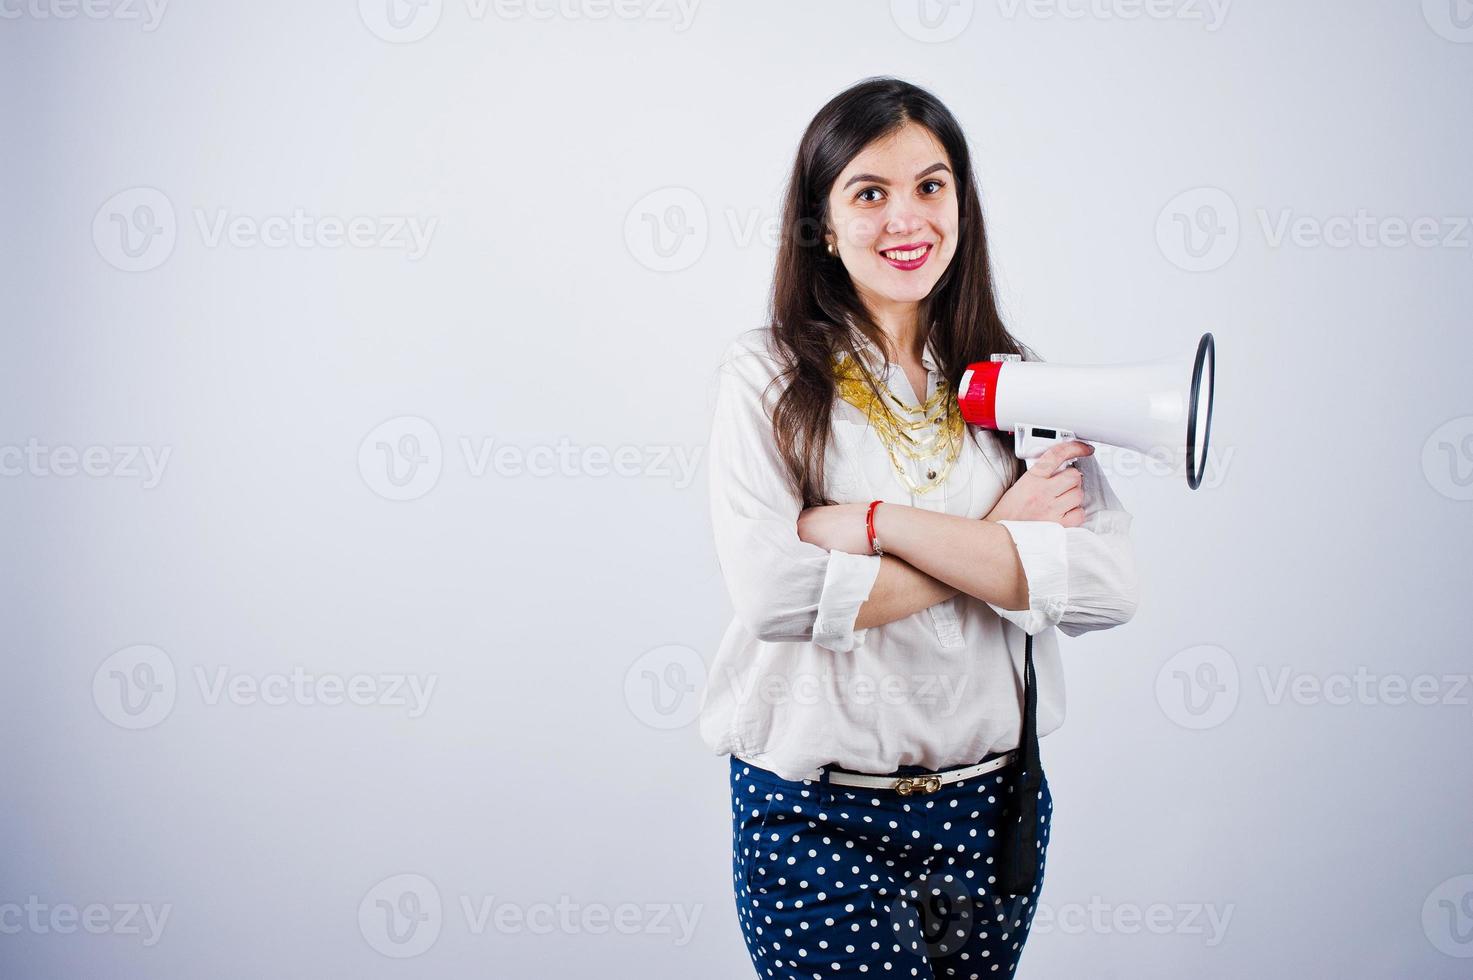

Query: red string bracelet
[{"left": 865, "top": 499, "right": 884, "bottom": 556}]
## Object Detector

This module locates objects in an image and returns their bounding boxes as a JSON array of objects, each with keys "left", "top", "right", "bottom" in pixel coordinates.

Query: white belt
[{"left": 824, "top": 751, "right": 1018, "bottom": 796}]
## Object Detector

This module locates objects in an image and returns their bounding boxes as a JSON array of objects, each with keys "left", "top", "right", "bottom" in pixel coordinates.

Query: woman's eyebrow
[{"left": 842, "top": 162, "right": 952, "bottom": 189}]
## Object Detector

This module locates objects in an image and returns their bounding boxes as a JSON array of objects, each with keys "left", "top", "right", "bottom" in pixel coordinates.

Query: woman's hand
[
  {"left": 984, "top": 441, "right": 1094, "bottom": 528},
  {"left": 797, "top": 502, "right": 873, "bottom": 555}
]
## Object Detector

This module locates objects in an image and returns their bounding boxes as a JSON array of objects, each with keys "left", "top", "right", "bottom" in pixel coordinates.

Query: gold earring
[{"left": 826, "top": 241, "right": 837, "bottom": 256}]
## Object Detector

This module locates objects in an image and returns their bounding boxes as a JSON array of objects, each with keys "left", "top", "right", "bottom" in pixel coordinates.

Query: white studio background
[{"left": 3, "top": 1, "right": 1471, "bottom": 977}]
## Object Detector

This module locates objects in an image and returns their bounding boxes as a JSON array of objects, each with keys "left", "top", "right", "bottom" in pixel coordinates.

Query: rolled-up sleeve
[
  {"left": 708, "top": 334, "right": 882, "bottom": 653},
  {"left": 985, "top": 451, "right": 1140, "bottom": 637}
]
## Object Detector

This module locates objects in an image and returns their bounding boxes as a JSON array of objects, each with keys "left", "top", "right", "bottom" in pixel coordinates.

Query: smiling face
[{"left": 825, "top": 120, "right": 960, "bottom": 323}]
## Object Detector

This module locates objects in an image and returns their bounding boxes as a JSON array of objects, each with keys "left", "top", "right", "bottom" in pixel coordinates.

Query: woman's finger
[
  {"left": 1034, "top": 440, "right": 1095, "bottom": 475},
  {"left": 1050, "top": 467, "right": 1084, "bottom": 495}
]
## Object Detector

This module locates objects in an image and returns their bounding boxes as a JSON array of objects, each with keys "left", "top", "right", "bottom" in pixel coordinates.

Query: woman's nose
[{"left": 883, "top": 204, "right": 925, "bottom": 237}]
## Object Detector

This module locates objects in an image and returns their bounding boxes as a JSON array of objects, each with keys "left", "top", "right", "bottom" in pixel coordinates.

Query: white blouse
[{"left": 698, "top": 326, "right": 1140, "bottom": 782}]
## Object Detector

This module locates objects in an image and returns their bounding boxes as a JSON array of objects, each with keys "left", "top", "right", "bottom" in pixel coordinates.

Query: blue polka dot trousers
[{"left": 729, "top": 753, "right": 1052, "bottom": 978}]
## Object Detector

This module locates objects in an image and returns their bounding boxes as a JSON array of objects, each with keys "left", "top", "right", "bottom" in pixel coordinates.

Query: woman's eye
[
  {"left": 856, "top": 187, "right": 884, "bottom": 204},
  {"left": 920, "top": 179, "right": 945, "bottom": 195}
]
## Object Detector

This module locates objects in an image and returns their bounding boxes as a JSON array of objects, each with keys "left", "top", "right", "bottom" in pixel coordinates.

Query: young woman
[{"left": 699, "top": 77, "right": 1140, "bottom": 977}]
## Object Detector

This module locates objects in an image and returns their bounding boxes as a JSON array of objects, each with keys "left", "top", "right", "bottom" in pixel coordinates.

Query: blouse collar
[{"left": 840, "top": 329, "right": 942, "bottom": 375}]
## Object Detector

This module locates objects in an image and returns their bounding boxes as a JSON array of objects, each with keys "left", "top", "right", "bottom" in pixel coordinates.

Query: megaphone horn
[{"left": 958, "top": 333, "right": 1217, "bottom": 490}]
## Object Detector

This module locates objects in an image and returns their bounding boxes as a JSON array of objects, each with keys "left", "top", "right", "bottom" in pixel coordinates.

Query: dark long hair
[{"left": 763, "top": 76, "right": 1032, "bottom": 507}]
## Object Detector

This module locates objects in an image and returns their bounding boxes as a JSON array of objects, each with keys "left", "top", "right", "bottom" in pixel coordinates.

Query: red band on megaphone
[{"left": 958, "top": 361, "right": 1002, "bottom": 430}]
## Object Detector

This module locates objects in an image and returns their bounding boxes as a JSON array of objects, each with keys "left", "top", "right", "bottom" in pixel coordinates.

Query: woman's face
[{"left": 825, "top": 121, "right": 960, "bottom": 315}]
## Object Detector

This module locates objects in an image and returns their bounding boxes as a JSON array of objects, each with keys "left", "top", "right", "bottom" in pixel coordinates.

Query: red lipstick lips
[{"left": 879, "top": 241, "right": 933, "bottom": 271}]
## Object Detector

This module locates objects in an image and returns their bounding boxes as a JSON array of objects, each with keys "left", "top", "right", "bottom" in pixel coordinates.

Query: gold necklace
[{"left": 831, "top": 354, "right": 964, "bottom": 495}]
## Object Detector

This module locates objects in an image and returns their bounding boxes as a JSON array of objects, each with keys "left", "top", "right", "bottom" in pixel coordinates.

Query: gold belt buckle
[{"left": 893, "top": 774, "right": 942, "bottom": 796}]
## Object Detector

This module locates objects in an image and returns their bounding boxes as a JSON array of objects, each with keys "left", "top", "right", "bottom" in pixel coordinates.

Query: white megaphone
[{"left": 957, "top": 333, "right": 1217, "bottom": 489}]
